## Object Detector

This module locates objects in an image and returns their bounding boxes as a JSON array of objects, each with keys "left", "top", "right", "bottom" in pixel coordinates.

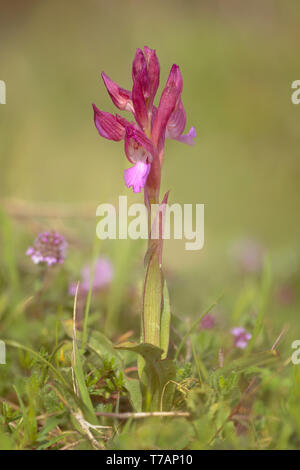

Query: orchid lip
[{"left": 124, "top": 161, "right": 151, "bottom": 193}]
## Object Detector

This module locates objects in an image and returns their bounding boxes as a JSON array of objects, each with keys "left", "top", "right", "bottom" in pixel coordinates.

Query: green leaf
[
  {"left": 142, "top": 251, "right": 163, "bottom": 348},
  {"left": 160, "top": 280, "right": 171, "bottom": 360},
  {"left": 37, "top": 416, "right": 61, "bottom": 440},
  {"left": 115, "top": 342, "right": 176, "bottom": 411},
  {"left": 123, "top": 377, "right": 142, "bottom": 412}
]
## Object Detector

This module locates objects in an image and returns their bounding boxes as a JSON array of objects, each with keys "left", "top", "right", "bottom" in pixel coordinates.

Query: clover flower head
[
  {"left": 26, "top": 231, "right": 67, "bottom": 266},
  {"left": 93, "top": 46, "right": 196, "bottom": 194},
  {"left": 231, "top": 327, "right": 252, "bottom": 349}
]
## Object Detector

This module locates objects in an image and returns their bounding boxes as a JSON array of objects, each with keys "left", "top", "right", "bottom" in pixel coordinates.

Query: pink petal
[
  {"left": 124, "top": 161, "right": 151, "bottom": 193},
  {"left": 116, "top": 114, "right": 132, "bottom": 128},
  {"left": 92, "top": 104, "right": 125, "bottom": 141},
  {"left": 132, "top": 68, "right": 148, "bottom": 131},
  {"left": 176, "top": 126, "right": 197, "bottom": 146},
  {"left": 124, "top": 125, "right": 153, "bottom": 164},
  {"left": 132, "top": 48, "right": 146, "bottom": 82},
  {"left": 143, "top": 46, "right": 160, "bottom": 107},
  {"left": 101, "top": 72, "right": 134, "bottom": 113},
  {"left": 81, "top": 257, "right": 114, "bottom": 292},
  {"left": 166, "top": 101, "right": 186, "bottom": 139},
  {"left": 126, "top": 125, "right": 153, "bottom": 153},
  {"left": 231, "top": 327, "right": 245, "bottom": 336},
  {"left": 152, "top": 64, "right": 183, "bottom": 153}
]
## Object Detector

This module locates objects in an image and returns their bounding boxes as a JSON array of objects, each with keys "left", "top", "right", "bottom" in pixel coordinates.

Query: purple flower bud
[{"left": 26, "top": 231, "right": 67, "bottom": 266}]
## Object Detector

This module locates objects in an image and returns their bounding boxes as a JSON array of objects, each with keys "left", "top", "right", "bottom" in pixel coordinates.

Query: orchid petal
[
  {"left": 101, "top": 72, "right": 133, "bottom": 113},
  {"left": 92, "top": 104, "right": 125, "bottom": 141},
  {"left": 152, "top": 64, "right": 183, "bottom": 153},
  {"left": 116, "top": 114, "right": 133, "bottom": 128},
  {"left": 165, "top": 101, "right": 186, "bottom": 139},
  {"left": 126, "top": 125, "right": 154, "bottom": 154},
  {"left": 143, "top": 46, "right": 160, "bottom": 107},
  {"left": 124, "top": 125, "right": 153, "bottom": 164},
  {"left": 132, "top": 48, "right": 146, "bottom": 82},
  {"left": 132, "top": 68, "right": 149, "bottom": 131},
  {"left": 176, "top": 126, "right": 196, "bottom": 146}
]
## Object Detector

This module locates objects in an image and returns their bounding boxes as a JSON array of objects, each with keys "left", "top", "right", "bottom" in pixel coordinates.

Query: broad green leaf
[
  {"left": 160, "top": 280, "right": 171, "bottom": 359},
  {"left": 143, "top": 251, "right": 163, "bottom": 348},
  {"left": 123, "top": 376, "right": 142, "bottom": 412},
  {"left": 115, "top": 341, "right": 176, "bottom": 411}
]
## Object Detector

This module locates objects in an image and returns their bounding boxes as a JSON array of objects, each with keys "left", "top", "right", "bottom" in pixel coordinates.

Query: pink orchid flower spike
[{"left": 92, "top": 46, "right": 196, "bottom": 195}]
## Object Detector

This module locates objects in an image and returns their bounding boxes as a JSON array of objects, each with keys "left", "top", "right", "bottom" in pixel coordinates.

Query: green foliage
[
  {"left": 0, "top": 213, "right": 299, "bottom": 449},
  {"left": 115, "top": 342, "right": 176, "bottom": 411},
  {"left": 111, "top": 417, "right": 194, "bottom": 450}
]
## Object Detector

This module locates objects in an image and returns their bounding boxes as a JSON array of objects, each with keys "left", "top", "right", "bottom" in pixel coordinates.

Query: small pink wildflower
[
  {"left": 231, "top": 327, "right": 252, "bottom": 349},
  {"left": 201, "top": 314, "right": 216, "bottom": 329},
  {"left": 69, "top": 257, "right": 114, "bottom": 296},
  {"left": 26, "top": 231, "right": 67, "bottom": 266}
]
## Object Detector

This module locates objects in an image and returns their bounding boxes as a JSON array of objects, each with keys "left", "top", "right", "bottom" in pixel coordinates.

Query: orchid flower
[{"left": 92, "top": 46, "right": 196, "bottom": 196}]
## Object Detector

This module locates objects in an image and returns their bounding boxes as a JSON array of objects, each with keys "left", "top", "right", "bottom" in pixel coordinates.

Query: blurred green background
[{"left": 0, "top": 0, "right": 300, "bottom": 314}]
